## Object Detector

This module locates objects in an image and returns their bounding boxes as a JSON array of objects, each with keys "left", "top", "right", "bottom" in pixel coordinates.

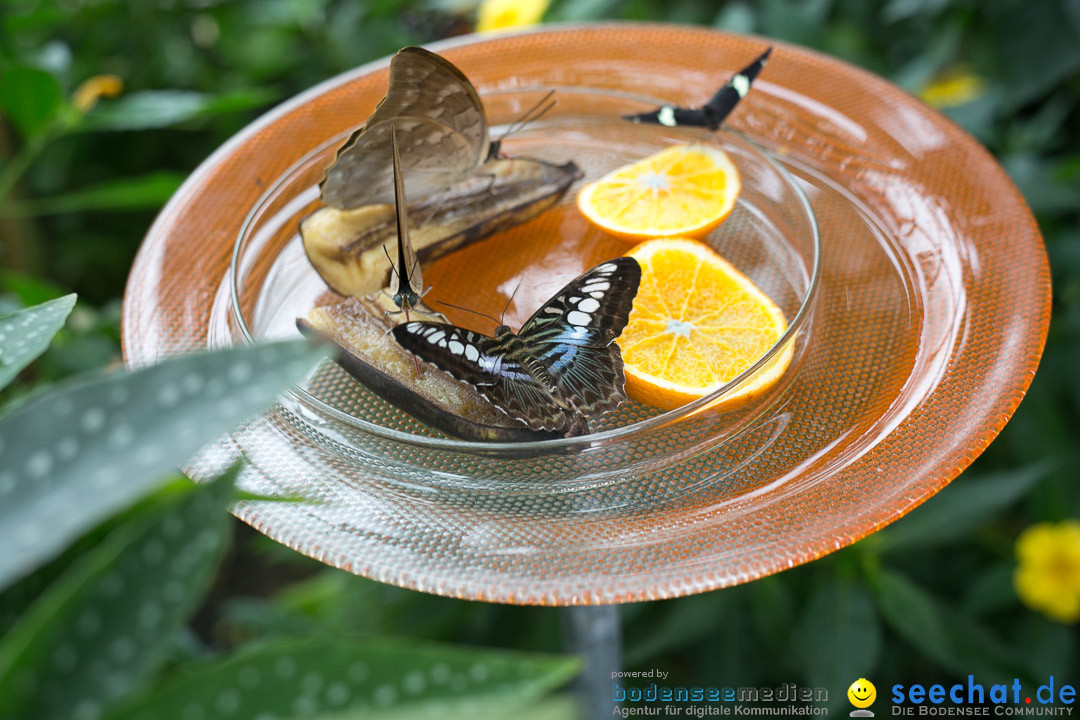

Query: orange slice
[
  {"left": 620, "top": 238, "right": 792, "bottom": 411},
  {"left": 577, "top": 144, "right": 741, "bottom": 242}
]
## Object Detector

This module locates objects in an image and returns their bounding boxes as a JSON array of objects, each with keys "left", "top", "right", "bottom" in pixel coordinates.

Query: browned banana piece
[
  {"left": 298, "top": 295, "right": 566, "bottom": 442},
  {"left": 302, "top": 158, "right": 580, "bottom": 298}
]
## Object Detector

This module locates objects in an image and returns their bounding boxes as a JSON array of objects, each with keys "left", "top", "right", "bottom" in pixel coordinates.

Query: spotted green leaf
[
  {"left": 0, "top": 294, "right": 76, "bottom": 391},
  {"left": 0, "top": 340, "right": 326, "bottom": 590},
  {"left": 509, "top": 695, "right": 582, "bottom": 720},
  {"left": 0, "top": 469, "right": 236, "bottom": 720},
  {"left": 104, "top": 636, "right": 580, "bottom": 720}
]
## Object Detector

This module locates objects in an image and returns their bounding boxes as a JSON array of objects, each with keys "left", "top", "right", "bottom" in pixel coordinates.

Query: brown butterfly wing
[{"left": 321, "top": 47, "right": 489, "bottom": 209}]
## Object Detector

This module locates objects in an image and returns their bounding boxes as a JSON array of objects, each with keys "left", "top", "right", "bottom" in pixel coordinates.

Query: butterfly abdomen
[{"left": 519, "top": 346, "right": 565, "bottom": 399}]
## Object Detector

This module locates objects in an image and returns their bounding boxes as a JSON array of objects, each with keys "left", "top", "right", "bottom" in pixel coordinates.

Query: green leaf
[
  {"left": 0, "top": 66, "right": 65, "bottom": 137},
  {"left": 993, "top": 1, "right": 1080, "bottom": 107},
  {"left": 961, "top": 562, "right": 1019, "bottom": 616},
  {"left": 941, "top": 89, "right": 1005, "bottom": 144},
  {"left": 509, "top": 694, "right": 582, "bottom": 720},
  {"left": 1011, "top": 614, "right": 1075, "bottom": 682},
  {"left": 0, "top": 516, "right": 119, "bottom": 637},
  {"left": 760, "top": 0, "right": 831, "bottom": 45},
  {"left": 881, "top": 0, "right": 950, "bottom": 23},
  {"left": 713, "top": 1, "right": 758, "bottom": 32},
  {"left": 0, "top": 294, "right": 76, "bottom": 390},
  {"left": 891, "top": 21, "right": 960, "bottom": 92},
  {"left": 0, "top": 339, "right": 326, "bottom": 590},
  {"left": 0, "top": 469, "right": 236, "bottom": 720},
  {"left": 750, "top": 575, "right": 796, "bottom": 656},
  {"left": 792, "top": 576, "right": 880, "bottom": 707},
  {"left": 875, "top": 571, "right": 1025, "bottom": 684},
  {"left": 80, "top": 88, "right": 274, "bottom": 131},
  {"left": 871, "top": 569, "right": 956, "bottom": 669},
  {"left": 941, "top": 608, "right": 1027, "bottom": 686},
  {"left": 0, "top": 172, "right": 184, "bottom": 217},
  {"left": 872, "top": 464, "right": 1049, "bottom": 553},
  {"left": 104, "top": 636, "right": 580, "bottom": 720},
  {"left": 1008, "top": 94, "right": 1074, "bottom": 152},
  {"left": 1003, "top": 153, "right": 1080, "bottom": 217},
  {"left": 547, "top": 0, "right": 621, "bottom": 22}
]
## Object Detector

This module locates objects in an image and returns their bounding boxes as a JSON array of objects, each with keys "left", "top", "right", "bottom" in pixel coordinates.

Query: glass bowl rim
[{"left": 230, "top": 84, "right": 822, "bottom": 456}]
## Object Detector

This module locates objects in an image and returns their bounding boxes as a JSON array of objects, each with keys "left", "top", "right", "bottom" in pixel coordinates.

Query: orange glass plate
[{"left": 123, "top": 25, "right": 1050, "bottom": 604}]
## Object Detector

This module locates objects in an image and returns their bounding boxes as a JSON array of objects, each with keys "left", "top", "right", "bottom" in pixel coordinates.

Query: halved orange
[
  {"left": 577, "top": 144, "right": 741, "bottom": 242},
  {"left": 619, "top": 238, "right": 792, "bottom": 411}
]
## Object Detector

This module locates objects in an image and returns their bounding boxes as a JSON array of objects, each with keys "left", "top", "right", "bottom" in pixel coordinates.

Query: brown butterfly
[{"left": 321, "top": 46, "right": 554, "bottom": 210}]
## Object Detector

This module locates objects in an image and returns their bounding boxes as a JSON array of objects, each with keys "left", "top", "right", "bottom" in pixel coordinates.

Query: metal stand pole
[{"left": 563, "top": 605, "right": 621, "bottom": 720}]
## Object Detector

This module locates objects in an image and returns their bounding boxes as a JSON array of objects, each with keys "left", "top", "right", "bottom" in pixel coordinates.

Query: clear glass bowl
[
  {"left": 127, "top": 27, "right": 1048, "bottom": 603},
  {"left": 224, "top": 86, "right": 820, "bottom": 488}
]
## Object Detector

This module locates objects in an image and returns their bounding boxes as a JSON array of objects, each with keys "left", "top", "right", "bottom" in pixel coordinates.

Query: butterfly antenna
[
  {"left": 383, "top": 245, "right": 400, "bottom": 280},
  {"left": 500, "top": 282, "right": 521, "bottom": 325},
  {"left": 434, "top": 299, "right": 501, "bottom": 326},
  {"left": 501, "top": 89, "right": 557, "bottom": 140}
]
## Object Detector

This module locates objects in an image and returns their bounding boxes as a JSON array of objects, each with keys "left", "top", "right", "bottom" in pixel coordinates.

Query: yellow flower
[
  {"left": 72, "top": 74, "right": 124, "bottom": 113},
  {"left": 919, "top": 68, "right": 985, "bottom": 108},
  {"left": 476, "top": 0, "right": 549, "bottom": 33},
  {"left": 1014, "top": 521, "right": 1080, "bottom": 623}
]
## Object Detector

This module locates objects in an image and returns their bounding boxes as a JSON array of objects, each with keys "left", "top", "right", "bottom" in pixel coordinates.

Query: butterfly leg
[
  {"left": 417, "top": 286, "right": 449, "bottom": 323},
  {"left": 566, "top": 416, "right": 590, "bottom": 438},
  {"left": 477, "top": 171, "right": 499, "bottom": 196},
  {"left": 413, "top": 203, "right": 441, "bottom": 229},
  {"left": 382, "top": 304, "right": 423, "bottom": 374},
  {"left": 381, "top": 303, "right": 403, "bottom": 334}
]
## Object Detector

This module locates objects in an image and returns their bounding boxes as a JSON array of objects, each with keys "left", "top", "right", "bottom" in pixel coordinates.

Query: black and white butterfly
[
  {"left": 321, "top": 46, "right": 554, "bottom": 210},
  {"left": 624, "top": 47, "right": 772, "bottom": 131},
  {"left": 392, "top": 258, "right": 642, "bottom": 434}
]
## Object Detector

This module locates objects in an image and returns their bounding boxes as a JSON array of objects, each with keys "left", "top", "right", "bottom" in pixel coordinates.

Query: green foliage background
[{"left": 1, "top": 0, "right": 1079, "bottom": 717}]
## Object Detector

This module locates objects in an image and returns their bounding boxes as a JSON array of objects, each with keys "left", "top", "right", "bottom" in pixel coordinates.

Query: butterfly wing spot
[
  {"left": 596, "top": 263, "right": 617, "bottom": 274},
  {"left": 580, "top": 281, "right": 610, "bottom": 294},
  {"left": 448, "top": 340, "right": 465, "bottom": 355},
  {"left": 427, "top": 329, "right": 446, "bottom": 343},
  {"left": 657, "top": 106, "right": 677, "bottom": 127},
  {"left": 578, "top": 298, "right": 601, "bottom": 313},
  {"left": 464, "top": 344, "right": 480, "bottom": 362},
  {"left": 567, "top": 310, "right": 591, "bottom": 326},
  {"left": 733, "top": 74, "right": 751, "bottom": 98}
]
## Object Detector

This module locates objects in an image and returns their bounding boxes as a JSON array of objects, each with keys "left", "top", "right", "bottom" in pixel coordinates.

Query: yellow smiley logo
[{"left": 848, "top": 678, "right": 876, "bottom": 709}]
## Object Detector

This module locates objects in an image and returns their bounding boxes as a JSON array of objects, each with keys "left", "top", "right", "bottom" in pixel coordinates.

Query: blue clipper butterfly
[
  {"left": 392, "top": 258, "right": 642, "bottom": 434},
  {"left": 624, "top": 47, "right": 772, "bottom": 130}
]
